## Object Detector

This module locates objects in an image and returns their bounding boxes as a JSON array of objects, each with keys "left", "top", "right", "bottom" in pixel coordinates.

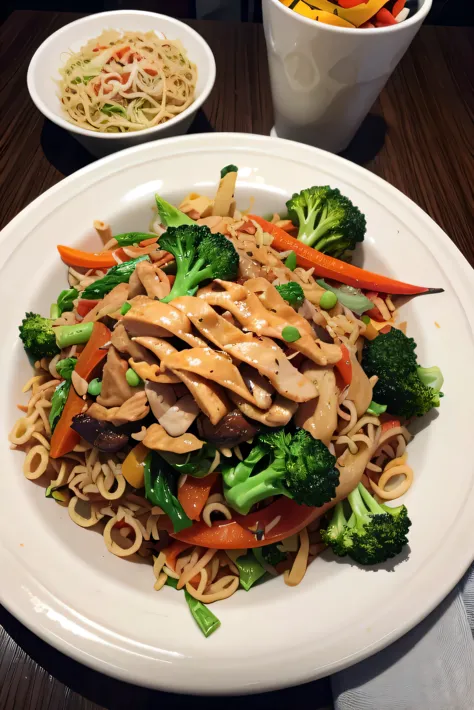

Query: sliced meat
[
  {"left": 172, "top": 369, "right": 231, "bottom": 425},
  {"left": 224, "top": 338, "right": 318, "bottom": 402},
  {"left": 171, "top": 296, "right": 251, "bottom": 349},
  {"left": 158, "top": 395, "right": 200, "bottom": 437},
  {"left": 131, "top": 336, "right": 181, "bottom": 384},
  {"left": 127, "top": 267, "right": 146, "bottom": 299},
  {"left": 199, "top": 410, "right": 259, "bottom": 447},
  {"left": 111, "top": 323, "right": 157, "bottom": 364},
  {"left": 87, "top": 391, "right": 149, "bottom": 426},
  {"left": 160, "top": 347, "right": 258, "bottom": 406},
  {"left": 230, "top": 392, "right": 297, "bottom": 427},
  {"left": 123, "top": 298, "right": 206, "bottom": 347},
  {"left": 83, "top": 283, "right": 129, "bottom": 323},
  {"left": 143, "top": 423, "right": 203, "bottom": 454},
  {"left": 96, "top": 346, "right": 140, "bottom": 407},
  {"left": 241, "top": 364, "right": 274, "bottom": 410},
  {"left": 144, "top": 381, "right": 177, "bottom": 420},
  {"left": 135, "top": 261, "right": 170, "bottom": 300},
  {"left": 295, "top": 364, "right": 338, "bottom": 446},
  {"left": 347, "top": 351, "right": 373, "bottom": 417}
]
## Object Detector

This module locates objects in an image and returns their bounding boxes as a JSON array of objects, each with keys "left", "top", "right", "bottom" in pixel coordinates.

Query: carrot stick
[
  {"left": 248, "top": 215, "right": 443, "bottom": 296},
  {"left": 50, "top": 323, "right": 111, "bottom": 458},
  {"left": 178, "top": 472, "right": 218, "bottom": 521},
  {"left": 57, "top": 245, "right": 117, "bottom": 269}
]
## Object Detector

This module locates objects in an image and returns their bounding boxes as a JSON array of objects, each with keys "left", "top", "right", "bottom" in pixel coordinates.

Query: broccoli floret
[
  {"left": 321, "top": 484, "right": 411, "bottom": 565},
  {"left": 160, "top": 225, "right": 239, "bottom": 303},
  {"left": 275, "top": 282, "right": 305, "bottom": 308},
  {"left": 155, "top": 194, "right": 194, "bottom": 228},
  {"left": 19, "top": 313, "right": 94, "bottom": 359},
  {"left": 362, "top": 328, "right": 444, "bottom": 418},
  {"left": 224, "top": 428, "right": 339, "bottom": 515},
  {"left": 260, "top": 543, "right": 287, "bottom": 567},
  {"left": 286, "top": 186, "right": 366, "bottom": 258}
]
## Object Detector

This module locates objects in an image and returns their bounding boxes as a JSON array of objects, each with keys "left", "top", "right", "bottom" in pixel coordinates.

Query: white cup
[{"left": 263, "top": 0, "right": 432, "bottom": 153}]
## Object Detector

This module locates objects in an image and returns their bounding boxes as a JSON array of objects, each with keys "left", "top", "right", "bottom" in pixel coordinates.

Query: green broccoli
[
  {"left": 286, "top": 186, "right": 366, "bottom": 258},
  {"left": 223, "top": 429, "right": 339, "bottom": 515},
  {"left": 275, "top": 282, "right": 305, "bottom": 308},
  {"left": 321, "top": 484, "right": 411, "bottom": 565},
  {"left": 159, "top": 225, "right": 239, "bottom": 303},
  {"left": 260, "top": 543, "right": 287, "bottom": 567},
  {"left": 19, "top": 313, "right": 94, "bottom": 359},
  {"left": 362, "top": 328, "right": 444, "bottom": 418},
  {"left": 155, "top": 194, "right": 194, "bottom": 228}
]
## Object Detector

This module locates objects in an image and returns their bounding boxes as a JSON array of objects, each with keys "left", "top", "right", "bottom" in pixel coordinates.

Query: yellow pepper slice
[
  {"left": 122, "top": 442, "right": 149, "bottom": 489},
  {"left": 306, "top": 0, "right": 389, "bottom": 27}
]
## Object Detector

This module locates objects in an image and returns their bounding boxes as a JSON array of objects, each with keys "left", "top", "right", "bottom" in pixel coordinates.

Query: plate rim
[{"left": 1, "top": 132, "right": 473, "bottom": 694}]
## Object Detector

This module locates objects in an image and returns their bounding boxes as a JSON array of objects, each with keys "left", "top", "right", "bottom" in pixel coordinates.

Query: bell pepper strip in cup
[
  {"left": 248, "top": 215, "right": 443, "bottom": 296},
  {"left": 50, "top": 322, "right": 111, "bottom": 458},
  {"left": 281, "top": 0, "right": 405, "bottom": 28}
]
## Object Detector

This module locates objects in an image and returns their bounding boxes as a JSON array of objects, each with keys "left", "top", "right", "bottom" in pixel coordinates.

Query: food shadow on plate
[
  {"left": 0, "top": 605, "right": 332, "bottom": 710},
  {"left": 340, "top": 113, "right": 387, "bottom": 167},
  {"left": 41, "top": 109, "right": 214, "bottom": 176}
]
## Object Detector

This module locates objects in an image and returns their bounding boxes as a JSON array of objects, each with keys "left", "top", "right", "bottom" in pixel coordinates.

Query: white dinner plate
[{"left": 1, "top": 133, "right": 473, "bottom": 694}]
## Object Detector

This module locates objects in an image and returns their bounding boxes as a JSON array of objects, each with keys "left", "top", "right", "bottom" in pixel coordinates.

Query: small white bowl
[{"left": 27, "top": 10, "right": 216, "bottom": 157}]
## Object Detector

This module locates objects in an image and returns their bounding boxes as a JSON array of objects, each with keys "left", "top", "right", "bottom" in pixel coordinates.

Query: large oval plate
[{"left": 1, "top": 133, "right": 473, "bottom": 694}]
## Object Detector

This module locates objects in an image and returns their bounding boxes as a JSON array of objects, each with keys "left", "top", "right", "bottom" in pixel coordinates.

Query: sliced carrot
[
  {"left": 144, "top": 67, "right": 158, "bottom": 76},
  {"left": 120, "top": 72, "right": 131, "bottom": 84},
  {"left": 178, "top": 472, "right": 218, "bottom": 521},
  {"left": 57, "top": 245, "right": 117, "bottom": 269},
  {"left": 375, "top": 7, "right": 397, "bottom": 24},
  {"left": 248, "top": 215, "right": 441, "bottom": 296},
  {"left": 381, "top": 419, "right": 400, "bottom": 433},
  {"left": 338, "top": 0, "right": 366, "bottom": 7},
  {"left": 114, "top": 46, "right": 130, "bottom": 60},
  {"left": 50, "top": 323, "right": 111, "bottom": 458},
  {"left": 392, "top": 0, "right": 406, "bottom": 16}
]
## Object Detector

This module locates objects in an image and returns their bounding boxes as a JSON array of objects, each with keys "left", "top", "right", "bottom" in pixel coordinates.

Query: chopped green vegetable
[
  {"left": 125, "top": 368, "right": 142, "bottom": 387},
  {"left": 19, "top": 314, "right": 93, "bottom": 359},
  {"left": 45, "top": 483, "right": 68, "bottom": 502},
  {"left": 101, "top": 103, "right": 127, "bottom": 117},
  {"left": 57, "top": 288, "right": 79, "bottom": 315},
  {"left": 233, "top": 553, "right": 266, "bottom": 591},
  {"left": 144, "top": 453, "right": 192, "bottom": 533},
  {"left": 166, "top": 576, "right": 221, "bottom": 637},
  {"left": 49, "top": 381, "right": 70, "bottom": 432},
  {"left": 56, "top": 357, "right": 77, "bottom": 381},
  {"left": 284, "top": 251, "right": 297, "bottom": 271},
  {"left": 220, "top": 164, "right": 238, "bottom": 178},
  {"left": 275, "top": 282, "right": 305, "bottom": 309},
  {"left": 56, "top": 322, "right": 94, "bottom": 349},
  {"left": 155, "top": 194, "right": 194, "bottom": 228},
  {"left": 361, "top": 315, "right": 371, "bottom": 325},
  {"left": 255, "top": 543, "right": 287, "bottom": 567},
  {"left": 317, "top": 279, "right": 373, "bottom": 315},
  {"left": 159, "top": 225, "right": 239, "bottom": 303},
  {"left": 50, "top": 304, "right": 60, "bottom": 320},
  {"left": 160, "top": 444, "right": 217, "bottom": 478},
  {"left": 87, "top": 378, "right": 102, "bottom": 396},
  {"left": 366, "top": 401, "right": 387, "bottom": 416},
  {"left": 282, "top": 325, "right": 301, "bottom": 342},
  {"left": 120, "top": 302, "right": 132, "bottom": 316},
  {"left": 81, "top": 255, "right": 150, "bottom": 300},
  {"left": 114, "top": 232, "right": 156, "bottom": 247},
  {"left": 319, "top": 291, "right": 338, "bottom": 310}
]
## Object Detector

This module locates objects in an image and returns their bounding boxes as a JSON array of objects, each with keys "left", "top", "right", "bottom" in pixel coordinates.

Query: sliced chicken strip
[
  {"left": 241, "top": 364, "right": 274, "bottom": 410},
  {"left": 112, "top": 323, "right": 157, "bottom": 364},
  {"left": 171, "top": 296, "right": 251, "bottom": 348},
  {"left": 123, "top": 298, "right": 206, "bottom": 347},
  {"left": 159, "top": 395, "right": 200, "bottom": 437},
  {"left": 199, "top": 280, "right": 341, "bottom": 366},
  {"left": 127, "top": 267, "right": 146, "bottom": 299},
  {"left": 135, "top": 261, "right": 171, "bottom": 300},
  {"left": 144, "top": 381, "right": 176, "bottom": 420},
  {"left": 83, "top": 283, "right": 129, "bottom": 323},
  {"left": 244, "top": 277, "right": 314, "bottom": 336},
  {"left": 87, "top": 391, "right": 149, "bottom": 426},
  {"left": 347, "top": 350, "right": 373, "bottom": 417},
  {"left": 96, "top": 346, "right": 141, "bottom": 407},
  {"left": 229, "top": 392, "right": 298, "bottom": 427},
  {"left": 224, "top": 338, "right": 318, "bottom": 402},
  {"left": 295, "top": 365, "right": 338, "bottom": 446},
  {"left": 161, "top": 348, "right": 258, "bottom": 406},
  {"left": 143, "top": 423, "right": 203, "bottom": 454},
  {"left": 132, "top": 336, "right": 181, "bottom": 383}
]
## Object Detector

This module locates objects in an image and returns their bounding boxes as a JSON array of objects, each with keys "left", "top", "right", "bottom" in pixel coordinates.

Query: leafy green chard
[
  {"left": 101, "top": 103, "right": 127, "bottom": 118},
  {"left": 143, "top": 453, "right": 192, "bottom": 533},
  {"left": 232, "top": 553, "right": 266, "bottom": 591},
  {"left": 316, "top": 279, "right": 374, "bottom": 315},
  {"left": 113, "top": 232, "right": 157, "bottom": 247},
  {"left": 155, "top": 194, "right": 194, "bottom": 228},
  {"left": 49, "top": 357, "right": 77, "bottom": 432},
  {"left": 159, "top": 443, "right": 217, "bottom": 478},
  {"left": 81, "top": 255, "right": 150, "bottom": 300}
]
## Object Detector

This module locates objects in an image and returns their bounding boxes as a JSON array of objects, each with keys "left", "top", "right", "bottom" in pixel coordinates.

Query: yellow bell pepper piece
[
  {"left": 313, "top": 9, "right": 355, "bottom": 26},
  {"left": 291, "top": 0, "right": 319, "bottom": 18},
  {"left": 122, "top": 442, "right": 149, "bottom": 489},
  {"left": 307, "top": 0, "right": 389, "bottom": 27}
]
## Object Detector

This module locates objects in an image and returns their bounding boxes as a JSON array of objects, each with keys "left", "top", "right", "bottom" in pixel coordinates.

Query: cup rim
[
  {"left": 26, "top": 10, "right": 216, "bottom": 141},
  {"left": 267, "top": 0, "right": 433, "bottom": 34}
]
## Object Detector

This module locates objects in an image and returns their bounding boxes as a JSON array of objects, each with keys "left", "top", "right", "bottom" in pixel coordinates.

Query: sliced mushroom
[
  {"left": 198, "top": 410, "right": 259, "bottom": 447},
  {"left": 71, "top": 413, "right": 129, "bottom": 453},
  {"left": 145, "top": 381, "right": 177, "bottom": 421},
  {"left": 158, "top": 395, "right": 200, "bottom": 437}
]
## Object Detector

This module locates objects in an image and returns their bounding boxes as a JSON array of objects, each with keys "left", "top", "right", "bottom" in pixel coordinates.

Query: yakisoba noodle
[
  {"left": 59, "top": 30, "right": 197, "bottom": 133},
  {"left": 10, "top": 167, "right": 442, "bottom": 637}
]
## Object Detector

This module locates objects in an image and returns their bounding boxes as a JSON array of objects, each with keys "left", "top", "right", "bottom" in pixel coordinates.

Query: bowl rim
[
  {"left": 26, "top": 9, "right": 216, "bottom": 140},
  {"left": 266, "top": 0, "right": 433, "bottom": 34}
]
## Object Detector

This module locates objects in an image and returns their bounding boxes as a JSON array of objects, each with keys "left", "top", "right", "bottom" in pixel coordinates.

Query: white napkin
[{"left": 332, "top": 563, "right": 474, "bottom": 710}]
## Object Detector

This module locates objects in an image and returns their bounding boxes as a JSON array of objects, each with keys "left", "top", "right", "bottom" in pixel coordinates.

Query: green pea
[
  {"left": 87, "top": 378, "right": 102, "bottom": 396},
  {"left": 361, "top": 315, "right": 371, "bottom": 324},
  {"left": 120, "top": 302, "right": 132, "bottom": 316},
  {"left": 284, "top": 251, "right": 297, "bottom": 271},
  {"left": 320, "top": 291, "right": 338, "bottom": 310},
  {"left": 282, "top": 325, "right": 301, "bottom": 343},
  {"left": 126, "top": 368, "right": 142, "bottom": 387}
]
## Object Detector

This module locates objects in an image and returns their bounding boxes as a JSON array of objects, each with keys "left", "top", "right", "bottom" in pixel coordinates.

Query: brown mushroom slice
[
  {"left": 88, "top": 391, "right": 150, "bottom": 427},
  {"left": 199, "top": 410, "right": 259, "bottom": 447},
  {"left": 123, "top": 298, "right": 206, "bottom": 347},
  {"left": 240, "top": 364, "right": 274, "bottom": 410},
  {"left": 112, "top": 323, "right": 157, "bottom": 364},
  {"left": 143, "top": 423, "right": 204, "bottom": 454},
  {"left": 171, "top": 296, "right": 251, "bottom": 349},
  {"left": 295, "top": 365, "right": 337, "bottom": 446},
  {"left": 158, "top": 395, "right": 200, "bottom": 437},
  {"left": 97, "top": 346, "right": 140, "bottom": 407},
  {"left": 83, "top": 283, "right": 129, "bottom": 324},
  {"left": 224, "top": 338, "right": 318, "bottom": 403},
  {"left": 161, "top": 347, "right": 258, "bottom": 406},
  {"left": 230, "top": 392, "right": 298, "bottom": 427},
  {"left": 144, "top": 381, "right": 177, "bottom": 421}
]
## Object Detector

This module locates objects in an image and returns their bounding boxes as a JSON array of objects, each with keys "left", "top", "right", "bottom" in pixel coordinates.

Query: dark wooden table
[{"left": 0, "top": 10, "right": 473, "bottom": 710}]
